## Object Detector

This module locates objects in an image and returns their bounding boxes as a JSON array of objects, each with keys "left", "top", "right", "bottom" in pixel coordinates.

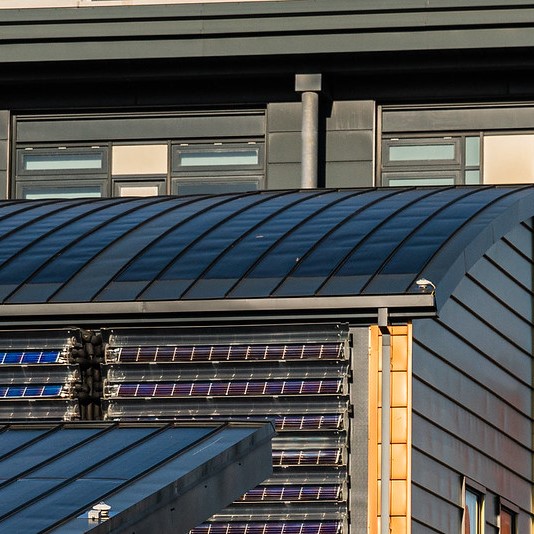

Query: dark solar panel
[
  {"left": 190, "top": 521, "right": 342, "bottom": 534},
  {"left": 109, "top": 380, "right": 342, "bottom": 398},
  {"left": 240, "top": 485, "right": 342, "bottom": 502},
  {"left": 106, "top": 343, "right": 344, "bottom": 363}
]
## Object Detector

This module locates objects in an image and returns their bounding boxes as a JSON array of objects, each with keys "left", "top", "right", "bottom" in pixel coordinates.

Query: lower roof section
[{"left": 0, "top": 420, "right": 275, "bottom": 533}]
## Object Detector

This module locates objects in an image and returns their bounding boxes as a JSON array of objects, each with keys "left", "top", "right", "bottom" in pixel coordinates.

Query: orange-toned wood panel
[{"left": 369, "top": 325, "right": 412, "bottom": 534}]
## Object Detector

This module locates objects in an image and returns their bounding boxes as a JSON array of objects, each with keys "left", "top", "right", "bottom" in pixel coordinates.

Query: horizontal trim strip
[{"left": 0, "top": 294, "right": 435, "bottom": 317}]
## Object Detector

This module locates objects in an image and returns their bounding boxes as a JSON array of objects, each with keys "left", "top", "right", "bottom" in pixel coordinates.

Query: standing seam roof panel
[{"left": 0, "top": 186, "right": 533, "bottom": 308}]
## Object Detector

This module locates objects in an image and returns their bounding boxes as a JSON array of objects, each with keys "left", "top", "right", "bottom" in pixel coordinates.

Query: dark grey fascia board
[
  {"left": 3, "top": 2, "right": 534, "bottom": 64},
  {"left": 0, "top": 294, "right": 435, "bottom": 318}
]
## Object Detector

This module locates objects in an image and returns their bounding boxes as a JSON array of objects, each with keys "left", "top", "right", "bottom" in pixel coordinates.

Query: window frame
[
  {"left": 16, "top": 180, "right": 107, "bottom": 200},
  {"left": 382, "top": 136, "right": 462, "bottom": 168},
  {"left": 171, "top": 141, "right": 265, "bottom": 176},
  {"left": 171, "top": 175, "right": 263, "bottom": 195},
  {"left": 498, "top": 498, "right": 518, "bottom": 534},
  {"left": 463, "top": 478, "right": 485, "bottom": 534},
  {"left": 113, "top": 178, "right": 167, "bottom": 197},
  {"left": 16, "top": 146, "right": 108, "bottom": 176}
]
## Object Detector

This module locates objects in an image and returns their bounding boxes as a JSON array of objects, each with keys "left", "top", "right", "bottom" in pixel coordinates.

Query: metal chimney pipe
[{"left": 295, "top": 74, "right": 322, "bottom": 189}]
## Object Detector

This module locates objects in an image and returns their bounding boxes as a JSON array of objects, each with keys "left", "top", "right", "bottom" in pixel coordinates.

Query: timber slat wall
[
  {"left": 411, "top": 221, "right": 533, "bottom": 533},
  {"left": 2, "top": 1, "right": 534, "bottom": 63}
]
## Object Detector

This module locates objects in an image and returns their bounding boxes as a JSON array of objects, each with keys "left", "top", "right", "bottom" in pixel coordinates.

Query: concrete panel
[
  {"left": 0, "top": 140, "right": 7, "bottom": 170},
  {"left": 328, "top": 100, "right": 375, "bottom": 131},
  {"left": 16, "top": 114, "right": 266, "bottom": 143},
  {"left": 267, "top": 132, "right": 301, "bottom": 163},
  {"left": 326, "top": 130, "right": 373, "bottom": 161},
  {"left": 0, "top": 111, "right": 8, "bottom": 139},
  {"left": 325, "top": 161, "right": 374, "bottom": 188},
  {"left": 266, "top": 163, "right": 300, "bottom": 189},
  {"left": 267, "top": 103, "right": 301, "bottom": 133}
]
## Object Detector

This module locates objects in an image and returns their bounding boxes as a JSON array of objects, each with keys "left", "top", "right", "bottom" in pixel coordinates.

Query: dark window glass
[{"left": 174, "top": 179, "right": 259, "bottom": 195}]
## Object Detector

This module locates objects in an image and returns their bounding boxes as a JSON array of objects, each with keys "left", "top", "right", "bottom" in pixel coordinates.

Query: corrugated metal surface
[
  {"left": 411, "top": 220, "right": 533, "bottom": 532},
  {"left": 0, "top": 186, "right": 533, "bottom": 309},
  {"left": 2, "top": 1, "right": 534, "bottom": 63}
]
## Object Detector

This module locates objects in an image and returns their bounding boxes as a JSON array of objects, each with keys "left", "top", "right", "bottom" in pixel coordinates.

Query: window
[
  {"left": 463, "top": 481, "right": 485, "bottom": 534},
  {"left": 14, "top": 141, "right": 265, "bottom": 199},
  {"left": 15, "top": 146, "right": 108, "bottom": 199},
  {"left": 171, "top": 142, "right": 264, "bottom": 194},
  {"left": 18, "top": 147, "right": 107, "bottom": 175},
  {"left": 380, "top": 103, "right": 534, "bottom": 186},
  {"left": 381, "top": 136, "right": 480, "bottom": 186},
  {"left": 18, "top": 183, "right": 103, "bottom": 200},
  {"left": 498, "top": 499, "right": 518, "bottom": 534},
  {"left": 12, "top": 111, "right": 266, "bottom": 199}
]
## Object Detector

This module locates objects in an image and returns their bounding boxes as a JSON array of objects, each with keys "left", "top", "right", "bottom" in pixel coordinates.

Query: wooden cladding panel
[{"left": 369, "top": 325, "right": 412, "bottom": 534}]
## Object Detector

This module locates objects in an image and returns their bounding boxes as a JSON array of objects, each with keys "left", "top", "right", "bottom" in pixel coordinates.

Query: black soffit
[{"left": 0, "top": 186, "right": 533, "bottom": 309}]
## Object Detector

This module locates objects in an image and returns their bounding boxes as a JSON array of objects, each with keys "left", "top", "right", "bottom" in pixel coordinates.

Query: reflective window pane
[
  {"left": 22, "top": 153, "right": 103, "bottom": 171},
  {"left": 389, "top": 143, "right": 456, "bottom": 161},
  {"left": 464, "top": 170, "right": 481, "bottom": 184},
  {"left": 465, "top": 136, "right": 481, "bottom": 166},
  {"left": 464, "top": 489, "right": 480, "bottom": 534},
  {"left": 22, "top": 186, "right": 102, "bottom": 199},
  {"left": 500, "top": 509, "right": 513, "bottom": 534}
]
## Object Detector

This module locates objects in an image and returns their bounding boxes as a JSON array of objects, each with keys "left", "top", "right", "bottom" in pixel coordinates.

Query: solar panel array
[
  {"left": 0, "top": 330, "right": 81, "bottom": 420},
  {"left": 102, "top": 325, "right": 350, "bottom": 534}
]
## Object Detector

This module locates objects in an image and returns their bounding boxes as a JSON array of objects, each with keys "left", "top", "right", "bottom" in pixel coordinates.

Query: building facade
[{"left": 0, "top": 1, "right": 533, "bottom": 533}]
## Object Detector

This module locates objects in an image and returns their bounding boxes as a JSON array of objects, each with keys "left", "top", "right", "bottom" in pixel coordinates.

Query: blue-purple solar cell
[
  {"left": 0, "top": 385, "right": 63, "bottom": 398},
  {"left": 190, "top": 522, "right": 341, "bottom": 534},
  {"left": 272, "top": 449, "right": 342, "bottom": 466},
  {"left": 114, "top": 380, "right": 342, "bottom": 398},
  {"left": 0, "top": 351, "right": 62, "bottom": 365},
  {"left": 240, "top": 485, "right": 341, "bottom": 502},
  {"left": 110, "top": 343, "right": 344, "bottom": 363},
  {"left": 276, "top": 415, "right": 343, "bottom": 431}
]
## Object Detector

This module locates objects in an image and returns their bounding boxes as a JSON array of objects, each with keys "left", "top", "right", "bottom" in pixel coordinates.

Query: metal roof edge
[{"left": 0, "top": 294, "right": 435, "bottom": 318}]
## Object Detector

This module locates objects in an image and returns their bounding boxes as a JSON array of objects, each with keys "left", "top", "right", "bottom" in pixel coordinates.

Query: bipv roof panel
[{"left": 0, "top": 186, "right": 533, "bottom": 310}]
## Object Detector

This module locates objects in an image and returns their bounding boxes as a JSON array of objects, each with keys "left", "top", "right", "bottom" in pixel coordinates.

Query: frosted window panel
[
  {"left": 112, "top": 145, "right": 168, "bottom": 175},
  {"left": 24, "top": 187, "right": 102, "bottom": 199},
  {"left": 484, "top": 135, "right": 534, "bottom": 183},
  {"left": 179, "top": 149, "right": 259, "bottom": 167},
  {"left": 119, "top": 185, "right": 160, "bottom": 197},
  {"left": 389, "top": 144, "right": 455, "bottom": 161},
  {"left": 465, "top": 137, "right": 480, "bottom": 166},
  {"left": 464, "top": 170, "right": 480, "bottom": 184},
  {"left": 23, "top": 153, "right": 102, "bottom": 171}
]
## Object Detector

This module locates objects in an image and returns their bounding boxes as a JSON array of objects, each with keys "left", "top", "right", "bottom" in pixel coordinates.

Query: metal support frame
[{"left": 378, "top": 307, "right": 391, "bottom": 534}]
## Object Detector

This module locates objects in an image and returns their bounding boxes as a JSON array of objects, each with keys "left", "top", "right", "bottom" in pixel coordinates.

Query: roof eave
[{"left": 0, "top": 294, "right": 436, "bottom": 319}]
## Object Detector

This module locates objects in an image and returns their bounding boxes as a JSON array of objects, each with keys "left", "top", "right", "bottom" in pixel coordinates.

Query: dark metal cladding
[{"left": 0, "top": 186, "right": 533, "bottom": 307}]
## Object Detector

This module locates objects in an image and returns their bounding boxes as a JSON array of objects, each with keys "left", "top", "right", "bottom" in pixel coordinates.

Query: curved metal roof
[{"left": 0, "top": 186, "right": 533, "bottom": 312}]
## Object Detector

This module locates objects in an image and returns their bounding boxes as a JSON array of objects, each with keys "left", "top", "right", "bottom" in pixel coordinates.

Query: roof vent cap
[{"left": 88, "top": 501, "right": 111, "bottom": 523}]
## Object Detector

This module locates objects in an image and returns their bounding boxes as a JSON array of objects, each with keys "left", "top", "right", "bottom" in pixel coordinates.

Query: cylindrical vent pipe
[{"left": 295, "top": 74, "right": 322, "bottom": 189}]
